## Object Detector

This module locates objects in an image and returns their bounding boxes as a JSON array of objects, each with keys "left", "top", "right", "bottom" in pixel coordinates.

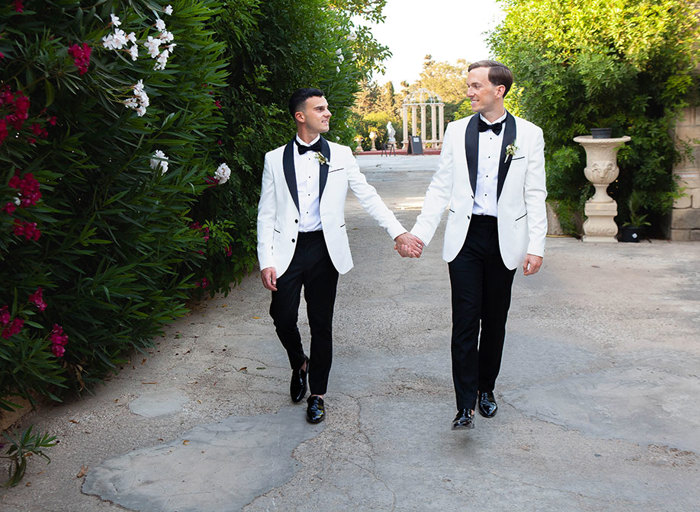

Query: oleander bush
[{"left": 1, "top": 0, "right": 227, "bottom": 408}]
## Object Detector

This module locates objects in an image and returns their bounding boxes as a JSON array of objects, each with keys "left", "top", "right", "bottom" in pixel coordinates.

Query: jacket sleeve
[
  {"left": 345, "top": 148, "right": 406, "bottom": 240},
  {"left": 524, "top": 126, "right": 547, "bottom": 257},
  {"left": 256, "top": 153, "right": 277, "bottom": 270},
  {"left": 411, "top": 123, "right": 456, "bottom": 245}
]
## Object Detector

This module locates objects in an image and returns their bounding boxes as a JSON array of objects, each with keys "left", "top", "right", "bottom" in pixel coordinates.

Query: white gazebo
[{"left": 401, "top": 88, "right": 445, "bottom": 149}]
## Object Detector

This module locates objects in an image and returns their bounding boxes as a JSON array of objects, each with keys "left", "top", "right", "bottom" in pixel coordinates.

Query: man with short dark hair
[
  {"left": 258, "top": 87, "right": 421, "bottom": 423},
  {"left": 398, "top": 60, "right": 547, "bottom": 430}
]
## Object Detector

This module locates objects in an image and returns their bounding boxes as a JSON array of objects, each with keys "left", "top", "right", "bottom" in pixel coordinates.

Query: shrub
[{"left": 1, "top": 0, "right": 227, "bottom": 406}]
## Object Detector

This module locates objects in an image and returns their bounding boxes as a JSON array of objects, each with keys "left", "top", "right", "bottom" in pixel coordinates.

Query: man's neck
[
  {"left": 479, "top": 107, "right": 506, "bottom": 123},
  {"left": 297, "top": 128, "right": 320, "bottom": 144}
]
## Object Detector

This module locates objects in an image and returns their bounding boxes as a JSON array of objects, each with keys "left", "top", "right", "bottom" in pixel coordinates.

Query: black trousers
[
  {"left": 269, "top": 231, "right": 339, "bottom": 396},
  {"left": 448, "top": 215, "right": 516, "bottom": 411}
]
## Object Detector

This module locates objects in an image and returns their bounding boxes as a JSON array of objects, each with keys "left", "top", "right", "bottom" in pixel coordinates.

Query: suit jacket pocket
[
  {"left": 328, "top": 167, "right": 345, "bottom": 173},
  {"left": 515, "top": 212, "right": 527, "bottom": 222},
  {"left": 511, "top": 156, "right": 525, "bottom": 161}
]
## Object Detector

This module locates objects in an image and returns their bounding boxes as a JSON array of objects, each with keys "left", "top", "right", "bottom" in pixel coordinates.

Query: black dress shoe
[
  {"left": 306, "top": 395, "right": 325, "bottom": 424},
  {"left": 290, "top": 356, "right": 308, "bottom": 403},
  {"left": 478, "top": 391, "right": 498, "bottom": 418},
  {"left": 452, "top": 409, "right": 474, "bottom": 430}
]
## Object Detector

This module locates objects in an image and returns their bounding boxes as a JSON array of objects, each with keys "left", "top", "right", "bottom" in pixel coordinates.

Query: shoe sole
[{"left": 452, "top": 422, "right": 475, "bottom": 430}]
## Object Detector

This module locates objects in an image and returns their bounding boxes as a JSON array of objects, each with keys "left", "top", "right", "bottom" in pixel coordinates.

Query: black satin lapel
[
  {"left": 465, "top": 115, "right": 479, "bottom": 194},
  {"left": 497, "top": 113, "right": 517, "bottom": 199},
  {"left": 319, "top": 136, "right": 330, "bottom": 197},
  {"left": 283, "top": 139, "right": 299, "bottom": 211}
]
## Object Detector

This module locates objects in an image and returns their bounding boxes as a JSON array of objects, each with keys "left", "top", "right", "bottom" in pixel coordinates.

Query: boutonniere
[
  {"left": 505, "top": 142, "right": 518, "bottom": 163},
  {"left": 315, "top": 153, "right": 330, "bottom": 166}
]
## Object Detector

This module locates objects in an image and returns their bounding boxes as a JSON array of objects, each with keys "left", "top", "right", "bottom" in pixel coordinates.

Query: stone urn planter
[{"left": 573, "top": 135, "right": 631, "bottom": 242}]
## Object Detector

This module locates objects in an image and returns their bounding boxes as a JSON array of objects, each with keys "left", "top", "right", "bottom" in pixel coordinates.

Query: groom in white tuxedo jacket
[
  {"left": 402, "top": 61, "right": 547, "bottom": 430},
  {"left": 257, "top": 88, "right": 421, "bottom": 424}
]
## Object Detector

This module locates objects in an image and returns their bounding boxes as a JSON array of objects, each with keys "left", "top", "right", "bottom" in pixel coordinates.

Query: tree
[
  {"left": 414, "top": 55, "right": 470, "bottom": 105},
  {"left": 489, "top": 0, "right": 699, "bottom": 236}
]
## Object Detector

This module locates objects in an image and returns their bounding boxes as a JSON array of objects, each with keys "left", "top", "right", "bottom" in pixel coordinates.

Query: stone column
[
  {"left": 421, "top": 104, "right": 427, "bottom": 142},
  {"left": 573, "top": 135, "right": 631, "bottom": 242},
  {"left": 411, "top": 105, "right": 418, "bottom": 136},
  {"left": 438, "top": 104, "right": 445, "bottom": 145},
  {"left": 402, "top": 105, "right": 409, "bottom": 149},
  {"left": 671, "top": 106, "right": 700, "bottom": 240},
  {"left": 431, "top": 104, "right": 437, "bottom": 144}
]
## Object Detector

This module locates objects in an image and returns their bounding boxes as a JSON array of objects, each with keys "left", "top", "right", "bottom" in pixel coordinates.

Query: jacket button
[
  {"left": 292, "top": 238, "right": 295, "bottom": 243},
  {"left": 467, "top": 215, "right": 470, "bottom": 220},
  {"left": 295, "top": 219, "right": 298, "bottom": 223}
]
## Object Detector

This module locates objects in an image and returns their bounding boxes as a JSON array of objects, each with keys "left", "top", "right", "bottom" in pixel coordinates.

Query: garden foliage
[
  {"left": 489, "top": 0, "right": 699, "bottom": 235},
  {"left": 1, "top": 0, "right": 387, "bottom": 410}
]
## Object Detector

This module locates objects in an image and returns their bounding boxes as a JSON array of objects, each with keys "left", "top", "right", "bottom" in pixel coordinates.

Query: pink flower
[
  {"left": 47, "top": 116, "right": 57, "bottom": 126},
  {"left": 0, "top": 118, "right": 7, "bottom": 144},
  {"left": 9, "top": 172, "right": 41, "bottom": 207},
  {"left": 225, "top": 245, "right": 232, "bottom": 257},
  {"left": 13, "top": 0, "right": 23, "bottom": 13},
  {"left": 214, "top": 100, "right": 222, "bottom": 109},
  {"left": 49, "top": 324, "right": 68, "bottom": 357},
  {"left": 28, "top": 287, "right": 47, "bottom": 311},
  {"left": 0, "top": 305, "right": 10, "bottom": 325},
  {"left": 2, "top": 202, "right": 16, "bottom": 215},
  {"left": 13, "top": 219, "right": 41, "bottom": 240},
  {"left": 2, "top": 317, "right": 24, "bottom": 339},
  {"left": 0, "top": 51, "right": 4, "bottom": 59},
  {"left": 68, "top": 43, "right": 92, "bottom": 75}
]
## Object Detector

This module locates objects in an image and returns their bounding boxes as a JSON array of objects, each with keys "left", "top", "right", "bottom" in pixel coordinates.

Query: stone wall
[{"left": 671, "top": 106, "right": 700, "bottom": 240}]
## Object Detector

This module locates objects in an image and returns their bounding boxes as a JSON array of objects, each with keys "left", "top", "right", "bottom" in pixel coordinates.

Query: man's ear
[{"left": 294, "top": 110, "right": 305, "bottom": 124}]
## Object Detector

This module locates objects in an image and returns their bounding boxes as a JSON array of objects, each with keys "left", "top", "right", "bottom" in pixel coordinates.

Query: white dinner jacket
[
  {"left": 257, "top": 136, "right": 405, "bottom": 277},
  {"left": 412, "top": 113, "right": 547, "bottom": 270}
]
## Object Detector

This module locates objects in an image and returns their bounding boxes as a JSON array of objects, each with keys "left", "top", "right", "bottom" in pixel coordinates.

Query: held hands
[
  {"left": 261, "top": 267, "right": 277, "bottom": 291},
  {"left": 394, "top": 232, "right": 424, "bottom": 258},
  {"left": 522, "top": 254, "right": 543, "bottom": 276}
]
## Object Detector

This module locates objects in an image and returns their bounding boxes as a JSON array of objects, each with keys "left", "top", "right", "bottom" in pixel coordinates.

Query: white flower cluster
[
  {"left": 164, "top": 5, "right": 173, "bottom": 16},
  {"left": 147, "top": 17, "right": 176, "bottom": 71},
  {"left": 214, "top": 163, "right": 231, "bottom": 184},
  {"left": 336, "top": 48, "right": 344, "bottom": 73},
  {"left": 150, "top": 150, "right": 169, "bottom": 174},
  {"left": 102, "top": 13, "right": 139, "bottom": 61},
  {"left": 124, "top": 80, "right": 150, "bottom": 117}
]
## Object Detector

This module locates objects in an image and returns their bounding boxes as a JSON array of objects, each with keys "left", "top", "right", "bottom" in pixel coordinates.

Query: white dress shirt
[
  {"left": 472, "top": 112, "right": 507, "bottom": 217},
  {"left": 294, "top": 135, "right": 323, "bottom": 232}
]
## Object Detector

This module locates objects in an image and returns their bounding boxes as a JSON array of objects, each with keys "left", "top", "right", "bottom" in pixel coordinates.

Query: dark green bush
[{"left": 1, "top": 0, "right": 227, "bottom": 407}]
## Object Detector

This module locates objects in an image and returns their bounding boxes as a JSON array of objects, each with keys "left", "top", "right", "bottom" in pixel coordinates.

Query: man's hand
[
  {"left": 394, "top": 232, "right": 424, "bottom": 258},
  {"left": 261, "top": 267, "right": 278, "bottom": 291},
  {"left": 522, "top": 254, "right": 543, "bottom": 276}
]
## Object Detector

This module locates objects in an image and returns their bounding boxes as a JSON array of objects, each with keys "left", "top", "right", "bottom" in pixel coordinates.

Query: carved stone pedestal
[{"left": 573, "top": 135, "right": 631, "bottom": 243}]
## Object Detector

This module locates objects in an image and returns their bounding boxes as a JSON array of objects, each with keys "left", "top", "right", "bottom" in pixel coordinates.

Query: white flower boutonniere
[
  {"left": 505, "top": 142, "right": 518, "bottom": 163},
  {"left": 315, "top": 153, "right": 330, "bottom": 166}
]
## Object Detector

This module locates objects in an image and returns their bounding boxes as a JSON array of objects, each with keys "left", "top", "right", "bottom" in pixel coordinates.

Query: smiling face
[
  {"left": 295, "top": 95, "right": 331, "bottom": 141},
  {"left": 467, "top": 66, "right": 506, "bottom": 122}
]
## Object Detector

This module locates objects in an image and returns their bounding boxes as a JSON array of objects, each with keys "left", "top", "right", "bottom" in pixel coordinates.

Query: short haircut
[
  {"left": 288, "top": 88, "right": 325, "bottom": 118},
  {"left": 468, "top": 60, "right": 513, "bottom": 97}
]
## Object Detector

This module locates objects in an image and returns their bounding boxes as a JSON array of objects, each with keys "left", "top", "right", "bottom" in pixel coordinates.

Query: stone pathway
[{"left": 1, "top": 154, "right": 698, "bottom": 511}]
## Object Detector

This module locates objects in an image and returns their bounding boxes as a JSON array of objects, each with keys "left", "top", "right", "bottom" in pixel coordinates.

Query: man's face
[
  {"left": 467, "top": 66, "right": 504, "bottom": 116},
  {"left": 298, "top": 96, "right": 331, "bottom": 134}
]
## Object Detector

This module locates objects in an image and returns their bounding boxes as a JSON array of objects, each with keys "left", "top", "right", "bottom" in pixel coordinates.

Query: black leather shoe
[
  {"left": 452, "top": 409, "right": 474, "bottom": 430},
  {"left": 306, "top": 395, "right": 325, "bottom": 424},
  {"left": 290, "top": 356, "right": 308, "bottom": 403},
  {"left": 478, "top": 391, "right": 498, "bottom": 418}
]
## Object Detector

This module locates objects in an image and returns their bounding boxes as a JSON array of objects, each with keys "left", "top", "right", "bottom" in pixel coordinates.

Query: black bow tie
[
  {"left": 478, "top": 118, "right": 503, "bottom": 136},
  {"left": 296, "top": 139, "right": 322, "bottom": 155}
]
